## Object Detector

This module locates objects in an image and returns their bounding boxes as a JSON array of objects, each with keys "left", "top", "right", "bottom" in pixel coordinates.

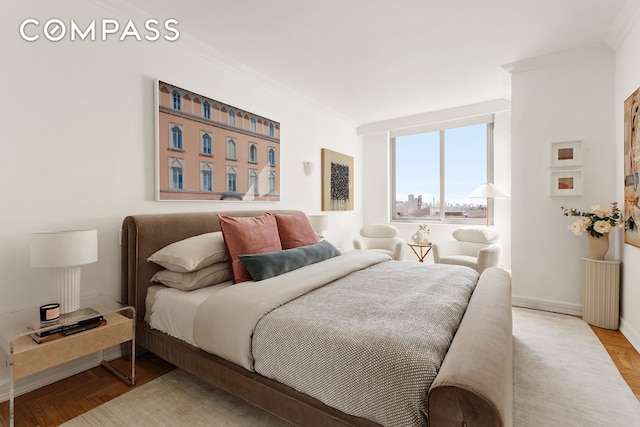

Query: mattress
[{"left": 145, "top": 281, "right": 232, "bottom": 346}]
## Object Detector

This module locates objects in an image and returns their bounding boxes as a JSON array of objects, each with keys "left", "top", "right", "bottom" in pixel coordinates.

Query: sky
[{"left": 395, "top": 123, "right": 487, "bottom": 206}]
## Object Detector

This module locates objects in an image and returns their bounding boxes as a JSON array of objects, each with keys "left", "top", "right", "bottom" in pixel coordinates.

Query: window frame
[
  {"left": 390, "top": 114, "right": 495, "bottom": 225},
  {"left": 201, "top": 132, "right": 212, "bottom": 155}
]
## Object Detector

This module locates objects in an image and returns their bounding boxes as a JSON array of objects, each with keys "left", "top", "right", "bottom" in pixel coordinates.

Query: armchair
[
  {"left": 432, "top": 226, "right": 502, "bottom": 273},
  {"left": 353, "top": 224, "right": 405, "bottom": 260}
]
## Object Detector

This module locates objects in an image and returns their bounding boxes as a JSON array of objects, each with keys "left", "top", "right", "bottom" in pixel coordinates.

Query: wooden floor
[
  {"left": 0, "top": 353, "right": 175, "bottom": 427},
  {"left": 1, "top": 327, "right": 639, "bottom": 427}
]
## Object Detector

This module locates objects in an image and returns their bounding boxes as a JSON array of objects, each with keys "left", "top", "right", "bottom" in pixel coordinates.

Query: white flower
[
  {"left": 577, "top": 216, "right": 591, "bottom": 226},
  {"left": 569, "top": 220, "right": 588, "bottom": 235},
  {"left": 593, "top": 220, "right": 612, "bottom": 234},
  {"left": 591, "top": 205, "right": 611, "bottom": 218}
]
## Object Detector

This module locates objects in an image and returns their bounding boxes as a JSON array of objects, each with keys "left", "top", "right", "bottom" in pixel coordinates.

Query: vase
[
  {"left": 586, "top": 233, "right": 609, "bottom": 260},
  {"left": 411, "top": 229, "right": 429, "bottom": 244}
]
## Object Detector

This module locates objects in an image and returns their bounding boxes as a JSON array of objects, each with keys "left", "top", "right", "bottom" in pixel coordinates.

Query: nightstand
[
  {"left": 582, "top": 258, "right": 621, "bottom": 330},
  {"left": 0, "top": 295, "right": 135, "bottom": 427},
  {"left": 408, "top": 242, "right": 432, "bottom": 262}
]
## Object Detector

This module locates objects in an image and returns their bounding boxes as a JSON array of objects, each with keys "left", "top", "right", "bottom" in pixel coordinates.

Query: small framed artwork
[
  {"left": 321, "top": 148, "right": 354, "bottom": 211},
  {"left": 550, "top": 170, "right": 583, "bottom": 196},
  {"left": 550, "top": 140, "right": 582, "bottom": 167}
]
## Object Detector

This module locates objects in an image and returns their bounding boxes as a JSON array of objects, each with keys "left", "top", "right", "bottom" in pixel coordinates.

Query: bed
[{"left": 121, "top": 210, "right": 513, "bottom": 427}]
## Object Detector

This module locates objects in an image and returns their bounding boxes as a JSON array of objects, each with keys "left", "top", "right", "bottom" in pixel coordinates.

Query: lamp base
[{"left": 52, "top": 266, "right": 81, "bottom": 314}]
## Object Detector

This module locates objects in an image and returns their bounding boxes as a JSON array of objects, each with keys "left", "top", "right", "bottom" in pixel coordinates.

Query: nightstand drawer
[{"left": 12, "top": 312, "right": 132, "bottom": 379}]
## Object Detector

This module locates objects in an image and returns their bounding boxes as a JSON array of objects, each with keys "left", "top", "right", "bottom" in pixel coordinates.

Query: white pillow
[
  {"left": 147, "top": 231, "right": 227, "bottom": 272},
  {"left": 151, "top": 262, "right": 232, "bottom": 291},
  {"left": 452, "top": 227, "right": 501, "bottom": 244}
]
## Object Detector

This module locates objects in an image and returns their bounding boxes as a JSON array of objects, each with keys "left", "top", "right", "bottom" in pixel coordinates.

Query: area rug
[{"left": 62, "top": 308, "right": 640, "bottom": 426}]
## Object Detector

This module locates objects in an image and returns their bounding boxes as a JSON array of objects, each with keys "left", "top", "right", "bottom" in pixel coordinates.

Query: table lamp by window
[
  {"left": 30, "top": 230, "right": 98, "bottom": 314},
  {"left": 307, "top": 215, "right": 329, "bottom": 239},
  {"left": 466, "top": 183, "right": 510, "bottom": 227}
]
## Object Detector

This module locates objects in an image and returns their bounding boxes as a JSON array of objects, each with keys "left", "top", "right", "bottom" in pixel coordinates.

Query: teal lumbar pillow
[{"left": 238, "top": 241, "right": 341, "bottom": 281}]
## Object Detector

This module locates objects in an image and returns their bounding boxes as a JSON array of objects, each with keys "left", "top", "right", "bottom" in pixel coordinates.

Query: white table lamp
[
  {"left": 307, "top": 215, "right": 329, "bottom": 239},
  {"left": 466, "top": 183, "right": 510, "bottom": 226},
  {"left": 30, "top": 229, "right": 98, "bottom": 314}
]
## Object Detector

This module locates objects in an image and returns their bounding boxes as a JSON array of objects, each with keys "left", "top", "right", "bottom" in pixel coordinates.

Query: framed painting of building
[
  {"left": 155, "top": 80, "right": 280, "bottom": 201},
  {"left": 321, "top": 148, "right": 354, "bottom": 211},
  {"left": 624, "top": 87, "right": 640, "bottom": 247}
]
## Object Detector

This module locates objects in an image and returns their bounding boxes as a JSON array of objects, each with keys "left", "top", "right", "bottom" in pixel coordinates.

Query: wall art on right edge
[
  {"left": 321, "top": 148, "right": 354, "bottom": 211},
  {"left": 624, "top": 86, "right": 640, "bottom": 248}
]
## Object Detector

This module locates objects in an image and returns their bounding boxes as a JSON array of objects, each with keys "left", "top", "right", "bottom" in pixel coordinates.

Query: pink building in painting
[{"left": 157, "top": 81, "right": 280, "bottom": 201}]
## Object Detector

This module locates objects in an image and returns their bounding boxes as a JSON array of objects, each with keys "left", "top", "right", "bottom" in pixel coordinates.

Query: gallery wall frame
[
  {"left": 321, "top": 148, "right": 354, "bottom": 211},
  {"left": 550, "top": 170, "right": 583, "bottom": 196},
  {"left": 624, "top": 86, "right": 640, "bottom": 248},
  {"left": 155, "top": 80, "right": 281, "bottom": 202},
  {"left": 550, "top": 140, "right": 582, "bottom": 168}
]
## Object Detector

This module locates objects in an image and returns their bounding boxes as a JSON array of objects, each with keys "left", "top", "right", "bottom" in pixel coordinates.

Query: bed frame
[{"left": 121, "top": 210, "right": 513, "bottom": 426}]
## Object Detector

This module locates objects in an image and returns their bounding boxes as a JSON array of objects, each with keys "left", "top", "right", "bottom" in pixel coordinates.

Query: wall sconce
[
  {"left": 303, "top": 161, "right": 314, "bottom": 176},
  {"left": 30, "top": 229, "right": 98, "bottom": 314}
]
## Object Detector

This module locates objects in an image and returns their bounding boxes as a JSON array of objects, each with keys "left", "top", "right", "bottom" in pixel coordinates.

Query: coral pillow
[
  {"left": 218, "top": 214, "right": 282, "bottom": 283},
  {"left": 274, "top": 212, "right": 318, "bottom": 249}
]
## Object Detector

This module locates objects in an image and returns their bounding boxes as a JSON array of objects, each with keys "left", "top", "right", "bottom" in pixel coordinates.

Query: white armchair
[
  {"left": 432, "top": 226, "right": 502, "bottom": 273},
  {"left": 353, "top": 224, "right": 405, "bottom": 260}
]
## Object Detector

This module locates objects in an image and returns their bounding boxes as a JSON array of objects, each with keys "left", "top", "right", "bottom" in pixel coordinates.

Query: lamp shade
[
  {"left": 307, "top": 215, "right": 329, "bottom": 234},
  {"left": 466, "top": 183, "right": 510, "bottom": 199},
  {"left": 30, "top": 230, "right": 98, "bottom": 268}
]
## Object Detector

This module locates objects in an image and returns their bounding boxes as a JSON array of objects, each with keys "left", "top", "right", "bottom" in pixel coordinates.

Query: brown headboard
[{"left": 120, "top": 210, "right": 301, "bottom": 323}]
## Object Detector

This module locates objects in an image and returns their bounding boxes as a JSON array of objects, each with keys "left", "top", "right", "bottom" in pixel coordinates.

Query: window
[
  {"left": 268, "top": 171, "right": 276, "bottom": 194},
  {"left": 226, "top": 166, "right": 237, "bottom": 192},
  {"left": 228, "top": 109, "right": 236, "bottom": 126},
  {"left": 203, "top": 101, "right": 211, "bottom": 119},
  {"left": 267, "top": 147, "right": 276, "bottom": 166},
  {"left": 250, "top": 117, "right": 257, "bottom": 132},
  {"left": 248, "top": 143, "right": 258, "bottom": 163},
  {"left": 171, "top": 125, "right": 183, "bottom": 150},
  {"left": 201, "top": 133, "right": 212, "bottom": 155},
  {"left": 226, "top": 137, "right": 237, "bottom": 160},
  {"left": 248, "top": 169, "right": 258, "bottom": 194},
  {"left": 269, "top": 122, "right": 275, "bottom": 137},
  {"left": 392, "top": 115, "right": 493, "bottom": 223},
  {"left": 172, "top": 90, "right": 181, "bottom": 110},
  {"left": 169, "top": 157, "right": 184, "bottom": 190},
  {"left": 201, "top": 162, "right": 213, "bottom": 192}
]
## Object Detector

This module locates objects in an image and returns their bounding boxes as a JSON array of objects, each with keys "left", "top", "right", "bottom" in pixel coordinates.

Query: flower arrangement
[
  {"left": 411, "top": 224, "right": 430, "bottom": 244},
  {"left": 418, "top": 224, "right": 430, "bottom": 233},
  {"left": 560, "top": 202, "right": 622, "bottom": 238}
]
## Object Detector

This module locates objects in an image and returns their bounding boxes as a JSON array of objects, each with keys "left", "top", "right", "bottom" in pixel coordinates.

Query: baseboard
[
  {"left": 0, "top": 345, "right": 123, "bottom": 402},
  {"left": 619, "top": 316, "right": 640, "bottom": 354},
  {"left": 512, "top": 295, "right": 582, "bottom": 316}
]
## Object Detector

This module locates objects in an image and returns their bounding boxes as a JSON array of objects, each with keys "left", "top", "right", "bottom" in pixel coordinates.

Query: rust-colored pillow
[
  {"left": 274, "top": 212, "right": 318, "bottom": 249},
  {"left": 218, "top": 213, "right": 282, "bottom": 283}
]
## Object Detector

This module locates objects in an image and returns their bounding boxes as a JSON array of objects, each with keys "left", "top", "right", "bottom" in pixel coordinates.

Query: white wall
[
  {"left": 0, "top": 2, "right": 361, "bottom": 315},
  {"left": 614, "top": 13, "right": 640, "bottom": 350},
  {"left": 509, "top": 45, "right": 617, "bottom": 315},
  {"left": 358, "top": 100, "right": 512, "bottom": 268}
]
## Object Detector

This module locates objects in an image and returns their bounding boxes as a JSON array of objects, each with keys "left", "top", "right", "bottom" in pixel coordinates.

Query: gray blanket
[{"left": 252, "top": 261, "right": 478, "bottom": 427}]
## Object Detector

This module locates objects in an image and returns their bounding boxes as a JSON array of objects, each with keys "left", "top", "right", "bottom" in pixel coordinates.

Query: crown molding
[
  {"left": 501, "top": 43, "right": 612, "bottom": 74},
  {"left": 606, "top": 0, "right": 640, "bottom": 50},
  {"left": 87, "top": 0, "right": 358, "bottom": 126}
]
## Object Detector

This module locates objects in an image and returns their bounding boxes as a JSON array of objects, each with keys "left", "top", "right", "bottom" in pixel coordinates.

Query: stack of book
[{"left": 29, "top": 307, "right": 106, "bottom": 344}]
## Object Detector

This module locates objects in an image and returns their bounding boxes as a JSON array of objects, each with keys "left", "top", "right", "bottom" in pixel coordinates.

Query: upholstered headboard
[{"left": 120, "top": 210, "right": 301, "bottom": 323}]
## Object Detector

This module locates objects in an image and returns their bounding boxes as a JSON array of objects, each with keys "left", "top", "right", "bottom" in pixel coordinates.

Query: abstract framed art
[
  {"left": 550, "top": 170, "right": 583, "bottom": 196},
  {"left": 624, "top": 86, "right": 640, "bottom": 247},
  {"left": 321, "top": 148, "right": 354, "bottom": 211},
  {"left": 550, "top": 140, "right": 582, "bottom": 167},
  {"left": 155, "top": 80, "right": 281, "bottom": 201}
]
